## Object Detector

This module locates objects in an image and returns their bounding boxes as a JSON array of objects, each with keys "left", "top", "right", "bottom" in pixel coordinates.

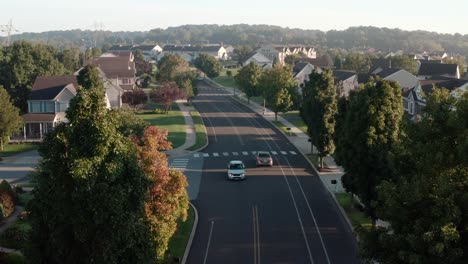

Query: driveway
[{"left": 0, "top": 150, "right": 40, "bottom": 184}]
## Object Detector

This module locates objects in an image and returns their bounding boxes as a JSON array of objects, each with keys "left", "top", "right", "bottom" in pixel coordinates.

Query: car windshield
[
  {"left": 258, "top": 153, "right": 270, "bottom": 158},
  {"left": 229, "top": 163, "right": 244, "bottom": 169}
]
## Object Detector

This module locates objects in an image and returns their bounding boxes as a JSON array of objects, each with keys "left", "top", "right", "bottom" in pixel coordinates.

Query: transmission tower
[{"left": 0, "top": 19, "right": 19, "bottom": 46}]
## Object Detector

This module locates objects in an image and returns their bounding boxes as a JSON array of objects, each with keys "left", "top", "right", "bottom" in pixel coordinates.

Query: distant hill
[{"left": 2, "top": 24, "right": 468, "bottom": 57}]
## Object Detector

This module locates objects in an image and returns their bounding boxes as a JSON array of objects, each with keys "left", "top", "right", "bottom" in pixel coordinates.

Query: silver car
[
  {"left": 255, "top": 151, "right": 273, "bottom": 167},
  {"left": 227, "top": 160, "right": 246, "bottom": 180}
]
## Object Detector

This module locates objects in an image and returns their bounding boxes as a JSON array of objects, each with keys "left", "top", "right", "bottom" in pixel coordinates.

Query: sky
[{"left": 2, "top": 0, "right": 468, "bottom": 35}]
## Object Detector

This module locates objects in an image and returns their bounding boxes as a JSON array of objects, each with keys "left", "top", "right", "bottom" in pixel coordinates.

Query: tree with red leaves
[
  {"left": 150, "top": 82, "right": 186, "bottom": 113},
  {"left": 122, "top": 89, "right": 148, "bottom": 109},
  {"left": 133, "top": 126, "right": 189, "bottom": 260}
]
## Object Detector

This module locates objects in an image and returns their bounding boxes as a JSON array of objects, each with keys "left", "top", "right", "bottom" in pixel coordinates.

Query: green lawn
[
  {"left": 187, "top": 111, "right": 207, "bottom": 151},
  {"left": 212, "top": 76, "right": 239, "bottom": 89},
  {"left": 272, "top": 121, "right": 296, "bottom": 136},
  {"left": 136, "top": 104, "right": 186, "bottom": 149},
  {"left": 167, "top": 205, "right": 195, "bottom": 260},
  {"left": 0, "top": 143, "right": 39, "bottom": 158},
  {"left": 335, "top": 193, "right": 372, "bottom": 230},
  {"left": 280, "top": 111, "right": 308, "bottom": 133}
]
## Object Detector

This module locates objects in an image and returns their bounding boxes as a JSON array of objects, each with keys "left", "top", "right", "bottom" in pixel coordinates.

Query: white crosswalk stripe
[
  {"left": 203, "top": 153, "right": 209, "bottom": 157},
  {"left": 290, "top": 151, "right": 297, "bottom": 155},
  {"left": 232, "top": 152, "right": 239, "bottom": 156},
  {"left": 193, "top": 153, "right": 200, "bottom": 158},
  {"left": 242, "top": 151, "right": 249, "bottom": 155},
  {"left": 170, "top": 159, "right": 189, "bottom": 172},
  {"left": 271, "top": 151, "right": 278, "bottom": 155},
  {"left": 280, "top": 151, "right": 287, "bottom": 155},
  {"left": 213, "top": 152, "right": 219, "bottom": 157},
  {"left": 223, "top": 152, "right": 229, "bottom": 156},
  {"left": 252, "top": 151, "right": 257, "bottom": 155}
]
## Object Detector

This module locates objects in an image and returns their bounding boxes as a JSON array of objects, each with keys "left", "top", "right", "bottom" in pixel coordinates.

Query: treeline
[{"left": 4, "top": 25, "right": 468, "bottom": 56}]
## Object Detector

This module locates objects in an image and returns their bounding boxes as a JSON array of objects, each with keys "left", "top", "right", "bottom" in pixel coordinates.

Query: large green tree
[
  {"left": 390, "top": 55, "right": 418, "bottom": 74},
  {"left": 157, "top": 54, "right": 189, "bottom": 82},
  {"left": 0, "top": 41, "right": 66, "bottom": 111},
  {"left": 193, "top": 53, "right": 222, "bottom": 78},
  {"left": 338, "top": 79, "right": 403, "bottom": 223},
  {"left": 259, "top": 65, "right": 295, "bottom": 121},
  {"left": 235, "top": 62, "right": 262, "bottom": 103},
  {"left": 360, "top": 89, "right": 468, "bottom": 264},
  {"left": 28, "top": 67, "right": 155, "bottom": 263},
  {"left": 0, "top": 86, "right": 22, "bottom": 150},
  {"left": 301, "top": 70, "right": 337, "bottom": 167},
  {"left": 342, "top": 53, "right": 372, "bottom": 73}
]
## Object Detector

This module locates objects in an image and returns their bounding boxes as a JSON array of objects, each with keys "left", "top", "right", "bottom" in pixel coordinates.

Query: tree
[
  {"left": 0, "top": 86, "right": 22, "bottom": 150},
  {"left": 391, "top": 55, "right": 418, "bottom": 74},
  {"left": 157, "top": 54, "right": 189, "bottom": 82},
  {"left": 150, "top": 82, "right": 186, "bottom": 113},
  {"left": 359, "top": 90, "right": 468, "bottom": 264},
  {"left": 174, "top": 70, "right": 198, "bottom": 99},
  {"left": 132, "top": 126, "right": 189, "bottom": 259},
  {"left": 234, "top": 45, "right": 253, "bottom": 65},
  {"left": 301, "top": 70, "right": 337, "bottom": 167},
  {"left": 59, "top": 48, "right": 82, "bottom": 73},
  {"left": 193, "top": 53, "right": 222, "bottom": 78},
  {"left": 234, "top": 62, "right": 262, "bottom": 103},
  {"left": 334, "top": 54, "right": 344, "bottom": 69},
  {"left": 77, "top": 64, "right": 103, "bottom": 89},
  {"left": 0, "top": 41, "right": 66, "bottom": 111},
  {"left": 122, "top": 89, "right": 148, "bottom": 109},
  {"left": 338, "top": 79, "right": 403, "bottom": 223},
  {"left": 342, "top": 53, "right": 371, "bottom": 73},
  {"left": 285, "top": 54, "right": 299, "bottom": 65},
  {"left": 28, "top": 66, "right": 155, "bottom": 263},
  {"left": 259, "top": 65, "right": 295, "bottom": 121}
]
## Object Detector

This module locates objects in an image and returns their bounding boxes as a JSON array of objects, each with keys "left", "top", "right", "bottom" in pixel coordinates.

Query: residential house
[
  {"left": 131, "top": 45, "right": 163, "bottom": 61},
  {"left": 160, "top": 45, "right": 227, "bottom": 62},
  {"left": 90, "top": 51, "right": 136, "bottom": 90},
  {"left": 404, "top": 77, "right": 468, "bottom": 120},
  {"left": 333, "top": 70, "right": 358, "bottom": 97},
  {"left": 417, "top": 63, "right": 460, "bottom": 79},
  {"left": 243, "top": 52, "right": 273, "bottom": 68},
  {"left": 369, "top": 58, "right": 391, "bottom": 74},
  {"left": 298, "top": 56, "right": 334, "bottom": 70},
  {"left": 293, "top": 61, "right": 321, "bottom": 88},
  {"left": 377, "top": 68, "right": 420, "bottom": 90},
  {"left": 254, "top": 45, "right": 317, "bottom": 65},
  {"left": 11, "top": 76, "right": 78, "bottom": 142}
]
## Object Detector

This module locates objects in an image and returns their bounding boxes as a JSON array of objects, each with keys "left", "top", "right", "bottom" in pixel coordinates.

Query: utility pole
[{"left": 0, "top": 19, "right": 19, "bottom": 46}]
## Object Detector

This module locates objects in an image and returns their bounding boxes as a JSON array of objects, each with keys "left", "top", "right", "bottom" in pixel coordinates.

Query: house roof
[
  {"left": 376, "top": 68, "right": 401, "bottom": 79},
  {"left": 109, "top": 45, "right": 132, "bottom": 51},
  {"left": 293, "top": 61, "right": 310, "bottom": 75},
  {"left": 370, "top": 58, "right": 391, "bottom": 74},
  {"left": 300, "top": 56, "right": 333, "bottom": 68},
  {"left": 132, "top": 45, "right": 158, "bottom": 51},
  {"left": 21, "top": 113, "right": 57, "bottom": 122},
  {"left": 357, "top": 73, "right": 372, "bottom": 84},
  {"left": 420, "top": 77, "right": 468, "bottom": 94},
  {"left": 199, "top": 45, "right": 223, "bottom": 52},
  {"left": 418, "top": 63, "right": 458, "bottom": 76},
  {"left": 90, "top": 57, "right": 135, "bottom": 78},
  {"left": 333, "top": 70, "right": 356, "bottom": 81},
  {"left": 29, "top": 75, "right": 78, "bottom": 100}
]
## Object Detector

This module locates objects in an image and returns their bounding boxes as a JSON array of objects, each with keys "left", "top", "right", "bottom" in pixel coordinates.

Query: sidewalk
[
  {"left": 164, "top": 101, "right": 198, "bottom": 157},
  {"left": 207, "top": 78, "right": 346, "bottom": 193}
]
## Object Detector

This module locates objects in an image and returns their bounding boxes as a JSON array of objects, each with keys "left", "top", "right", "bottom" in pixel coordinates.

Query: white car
[{"left": 227, "top": 160, "right": 246, "bottom": 180}]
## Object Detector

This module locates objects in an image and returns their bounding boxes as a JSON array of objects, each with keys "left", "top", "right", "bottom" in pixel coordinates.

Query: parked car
[
  {"left": 227, "top": 160, "right": 246, "bottom": 180},
  {"left": 255, "top": 151, "right": 273, "bottom": 167}
]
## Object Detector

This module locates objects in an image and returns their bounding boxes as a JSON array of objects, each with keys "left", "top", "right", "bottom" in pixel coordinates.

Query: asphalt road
[{"left": 187, "top": 81, "right": 360, "bottom": 264}]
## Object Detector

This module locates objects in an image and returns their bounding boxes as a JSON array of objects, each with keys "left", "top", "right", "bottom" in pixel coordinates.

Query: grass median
[
  {"left": 187, "top": 111, "right": 207, "bottom": 151},
  {"left": 167, "top": 205, "right": 195, "bottom": 260},
  {"left": 335, "top": 193, "right": 372, "bottom": 230},
  {"left": 136, "top": 104, "right": 186, "bottom": 149}
]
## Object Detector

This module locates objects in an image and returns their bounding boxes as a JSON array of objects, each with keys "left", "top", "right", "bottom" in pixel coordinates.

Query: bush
[
  {"left": 0, "top": 221, "right": 32, "bottom": 250},
  {"left": 0, "top": 252, "right": 28, "bottom": 264},
  {"left": 0, "top": 190, "right": 16, "bottom": 218}
]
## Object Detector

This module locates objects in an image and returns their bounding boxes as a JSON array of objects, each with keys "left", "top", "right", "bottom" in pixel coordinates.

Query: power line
[{"left": 0, "top": 19, "right": 20, "bottom": 46}]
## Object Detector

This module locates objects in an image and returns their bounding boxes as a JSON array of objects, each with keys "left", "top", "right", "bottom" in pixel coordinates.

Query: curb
[
  {"left": 181, "top": 202, "right": 199, "bottom": 264},
  {"left": 230, "top": 93, "right": 357, "bottom": 240}
]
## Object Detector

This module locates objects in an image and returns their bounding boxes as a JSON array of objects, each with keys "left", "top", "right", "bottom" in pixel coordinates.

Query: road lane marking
[
  {"left": 252, "top": 151, "right": 257, "bottom": 155},
  {"left": 253, "top": 205, "right": 261, "bottom": 264},
  {"left": 290, "top": 151, "right": 297, "bottom": 155},
  {"left": 280, "top": 151, "right": 287, "bottom": 155},
  {"left": 242, "top": 151, "right": 249, "bottom": 155},
  {"left": 203, "top": 221, "right": 215, "bottom": 264},
  {"left": 271, "top": 151, "right": 278, "bottom": 155},
  {"left": 203, "top": 153, "right": 209, "bottom": 157},
  {"left": 223, "top": 152, "right": 229, "bottom": 156},
  {"left": 194, "top": 153, "right": 200, "bottom": 158},
  {"left": 213, "top": 153, "right": 219, "bottom": 157},
  {"left": 233, "top": 152, "right": 239, "bottom": 156}
]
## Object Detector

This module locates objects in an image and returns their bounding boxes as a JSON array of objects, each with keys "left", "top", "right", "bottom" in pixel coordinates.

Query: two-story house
[
  {"left": 12, "top": 75, "right": 78, "bottom": 142},
  {"left": 417, "top": 63, "right": 460, "bottom": 79},
  {"left": 333, "top": 70, "right": 358, "bottom": 98},
  {"left": 90, "top": 51, "right": 136, "bottom": 90}
]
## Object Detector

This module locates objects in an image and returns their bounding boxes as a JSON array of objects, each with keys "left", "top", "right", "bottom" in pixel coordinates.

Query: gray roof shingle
[{"left": 29, "top": 75, "right": 78, "bottom": 100}]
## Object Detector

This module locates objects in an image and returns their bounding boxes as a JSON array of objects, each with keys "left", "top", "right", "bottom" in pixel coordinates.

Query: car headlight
[
  {"left": 240, "top": 173, "right": 245, "bottom": 176},
  {"left": 228, "top": 173, "right": 233, "bottom": 176}
]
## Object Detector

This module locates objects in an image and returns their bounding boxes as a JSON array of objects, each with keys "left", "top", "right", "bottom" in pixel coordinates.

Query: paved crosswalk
[
  {"left": 192, "top": 150, "right": 298, "bottom": 158},
  {"left": 170, "top": 158, "right": 189, "bottom": 172}
]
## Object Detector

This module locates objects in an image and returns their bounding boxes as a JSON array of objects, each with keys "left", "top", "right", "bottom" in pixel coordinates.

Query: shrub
[
  {"left": 0, "top": 252, "right": 28, "bottom": 264},
  {"left": 0, "top": 221, "right": 32, "bottom": 250},
  {"left": 0, "top": 190, "right": 16, "bottom": 218}
]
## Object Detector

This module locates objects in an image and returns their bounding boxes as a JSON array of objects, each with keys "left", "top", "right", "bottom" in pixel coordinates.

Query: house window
[
  {"left": 122, "top": 79, "right": 129, "bottom": 84},
  {"left": 30, "top": 102, "right": 41, "bottom": 113},
  {"left": 409, "top": 102, "right": 414, "bottom": 115}
]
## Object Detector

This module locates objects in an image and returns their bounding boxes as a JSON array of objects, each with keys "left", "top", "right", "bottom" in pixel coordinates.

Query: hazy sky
[{"left": 2, "top": 0, "right": 468, "bottom": 34}]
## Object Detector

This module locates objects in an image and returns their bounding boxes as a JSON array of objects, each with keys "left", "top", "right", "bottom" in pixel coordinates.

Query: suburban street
[{"left": 186, "top": 81, "right": 360, "bottom": 264}]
